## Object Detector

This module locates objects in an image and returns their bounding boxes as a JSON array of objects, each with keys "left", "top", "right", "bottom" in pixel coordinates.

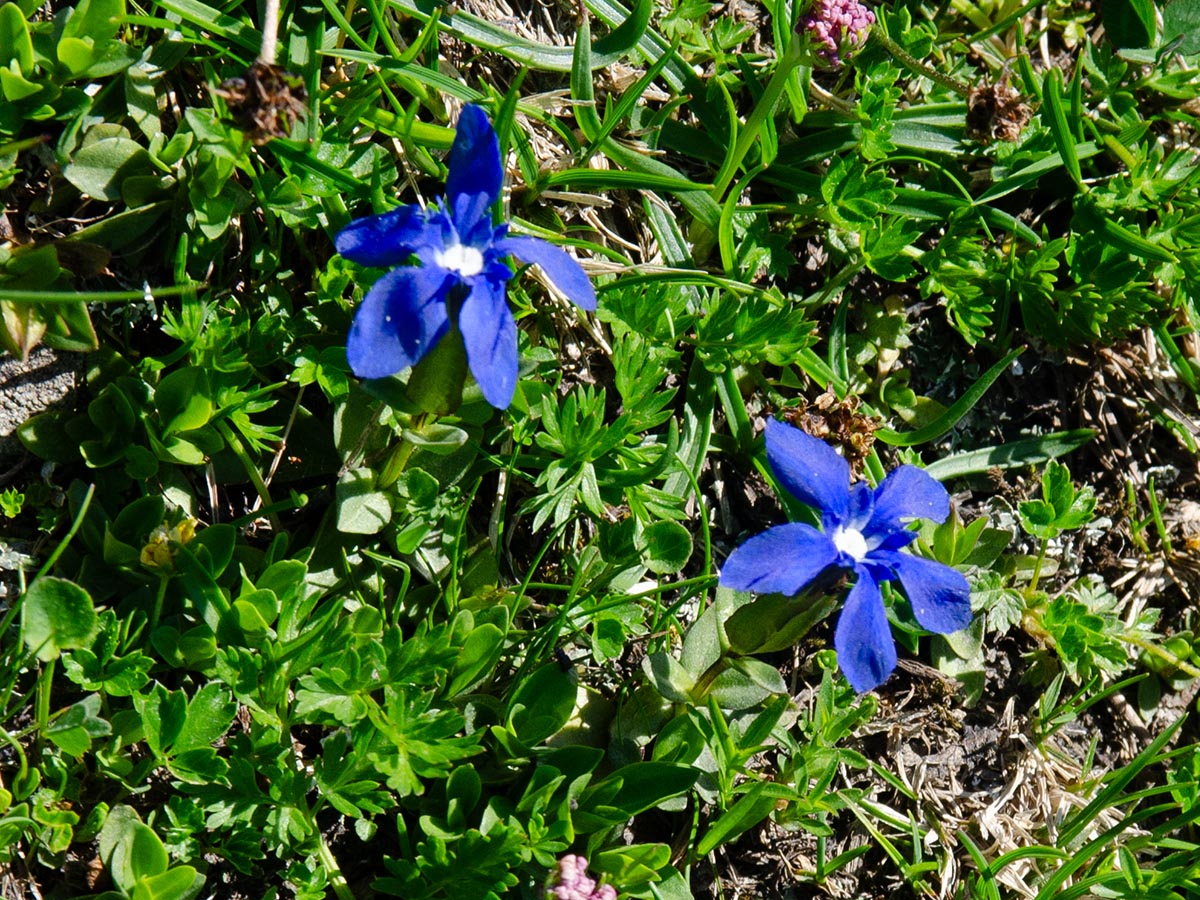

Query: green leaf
[
  {"left": 593, "top": 843, "right": 671, "bottom": 884},
  {"left": 335, "top": 468, "right": 392, "bottom": 535},
  {"left": 636, "top": 520, "right": 692, "bottom": 574},
  {"left": 0, "top": 62, "right": 40, "bottom": 100},
  {"left": 577, "top": 762, "right": 698, "bottom": 825},
  {"left": 22, "top": 577, "right": 97, "bottom": 662},
  {"left": 641, "top": 652, "right": 696, "bottom": 703},
  {"left": 188, "top": 523, "right": 235, "bottom": 577},
  {"left": 696, "top": 783, "right": 779, "bottom": 856},
  {"left": 132, "top": 866, "right": 201, "bottom": 900},
  {"left": 57, "top": 35, "right": 98, "bottom": 75},
  {"left": 155, "top": 367, "right": 214, "bottom": 436},
  {"left": 64, "top": 136, "right": 152, "bottom": 201},
  {"left": 387, "top": 0, "right": 654, "bottom": 73},
  {"left": 876, "top": 346, "right": 1023, "bottom": 446},
  {"left": 1041, "top": 70, "right": 1082, "bottom": 189},
  {"left": 134, "top": 684, "right": 186, "bottom": 757},
  {"left": 45, "top": 694, "right": 111, "bottom": 756},
  {"left": 1102, "top": 0, "right": 1156, "bottom": 47},
  {"left": 18, "top": 411, "right": 79, "bottom": 463},
  {"left": 153, "top": 0, "right": 259, "bottom": 51},
  {"left": 0, "top": 4, "right": 33, "bottom": 73},
  {"left": 118, "top": 822, "right": 168, "bottom": 888},
  {"left": 1019, "top": 460, "right": 1096, "bottom": 539},
  {"left": 168, "top": 748, "right": 228, "bottom": 784},
  {"left": 725, "top": 591, "right": 839, "bottom": 656},
  {"left": 506, "top": 663, "right": 578, "bottom": 744},
  {"left": 728, "top": 657, "right": 787, "bottom": 695},
  {"left": 651, "top": 713, "right": 706, "bottom": 764},
  {"left": 822, "top": 155, "right": 895, "bottom": 228},
  {"left": 707, "top": 666, "right": 774, "bottom": 709},
  {"left": 447, "top": 623, "right": 505, "bottom": 696},
  {"left": 401, "top": 422, "right": 468, "bottom": 455},
  {"left": 923, "top": 429, "right": 1095, "bottom": 480},
  {"left": 403, "top": 327, "right": 467, "bottom": 415},
  {"left": 173, "top": 683, "right": 236, "bottom": 753},
  {"left": 111, "top": 495, "right": 166, "bottom": 546},
  {"left": 1164, "top": 0, "right": 1200, "bottom": 53},
  {"left": 63, "top": 0, "right": 124, "bottom": 42}
]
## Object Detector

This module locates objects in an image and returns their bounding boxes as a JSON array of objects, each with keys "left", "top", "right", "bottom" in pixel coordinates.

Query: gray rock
[{"left": 0, "top": 347, "right": 82, "bottom": 458}]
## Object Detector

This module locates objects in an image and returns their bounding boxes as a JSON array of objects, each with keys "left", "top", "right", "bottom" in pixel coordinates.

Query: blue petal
[
  {"left": 336, "top": 204, "right": 431, "bottom": 267},
  {"left": 450, "top": 191, "right": 495, "bottom": 242},
  {"left": 494, "top": 235, "right": 597, "bottom": 311},
  {"left": 347, "top": 267, "right": 451, "bottom": 379},
  {"left": 847, "top": 481, "right": 873, "bottom": 524},
  {"left": 446, "top": 105, "right": 502, "bottom": 212},
  {"left": 834, "top": 568, "right": 897, "bottom": 692},
  {"left": 862, "top": 465, "right": 950, "bottom": 544},
  {"left": 764, "top": 419, "right": 850, "bottom": 526},
  {"left": 869, "top": 550, "right": 972, "bottom": 634},
  {"left": 719, "top": 523, "right": 839, "bottom": 595},
  {"left": 459, "top": 277, "right": 518, "bottom": 408}
]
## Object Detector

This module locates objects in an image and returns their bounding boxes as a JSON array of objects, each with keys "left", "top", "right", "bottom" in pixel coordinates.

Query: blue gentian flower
[
  {"left": 720, "top": 419, "right": 972, "bottom": 692},
  {"left": 335, "top": 105, "right": 597, "bottom": 408}
]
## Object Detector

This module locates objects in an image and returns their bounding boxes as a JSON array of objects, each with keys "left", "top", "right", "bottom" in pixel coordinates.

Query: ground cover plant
[{"left": 2, "top": 0, "right": 1200, "bottom": 896}]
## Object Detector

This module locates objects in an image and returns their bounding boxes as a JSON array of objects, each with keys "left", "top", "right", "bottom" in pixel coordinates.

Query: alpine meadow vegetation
[{"left": 2, "top": 0, "right": 1200, "bottom": 897}]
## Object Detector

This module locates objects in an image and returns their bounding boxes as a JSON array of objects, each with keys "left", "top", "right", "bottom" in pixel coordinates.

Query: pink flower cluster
[
  {"left": 547, "top": 855, "right": 617, "bottom": 900},
  {"left": 801, "top": 0, "right": 875, "bottom": 65}
]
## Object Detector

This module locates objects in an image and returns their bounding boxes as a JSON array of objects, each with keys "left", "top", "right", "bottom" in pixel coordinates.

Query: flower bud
[{"left": 800, "top": 0, "right": 875, "bottom": 65}]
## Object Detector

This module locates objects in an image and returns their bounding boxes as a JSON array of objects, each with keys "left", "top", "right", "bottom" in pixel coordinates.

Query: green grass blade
[
  {"left": 923, "top": 429, "right": 1095, "bottom": 480},
  {"left": 974, "top": 143, "right": 1102, "bottom": 205},
  {"left": 1056, "top": 715, "right": 1185, "bottom": 847},
  {"left": 154, "top": 0, "right": 260, "bottom": 53},
  {"left": 1041, "top": 69, "right": 1082, "bottom": 189},
  {"left": 571, "top": 12, "right": 603, "bottom": 141},
  {"left": 875, "top": 346, "right": 1024, "bottom": 447},
  {"left": 387, "top": 0, "right": 647, "bottom": 71}
]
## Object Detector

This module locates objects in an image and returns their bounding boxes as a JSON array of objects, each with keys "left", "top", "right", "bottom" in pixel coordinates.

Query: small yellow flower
[{"left": 139, "top": 519, "right": 198, "bottom": 572}]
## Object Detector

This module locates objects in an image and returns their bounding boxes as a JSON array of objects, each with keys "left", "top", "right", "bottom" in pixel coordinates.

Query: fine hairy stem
[{"left": 868, "top": 31, "right": 971, "bottom": 97}]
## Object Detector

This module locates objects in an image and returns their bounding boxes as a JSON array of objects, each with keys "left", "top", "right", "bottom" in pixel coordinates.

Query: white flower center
[
  {"left": 435, "top": 243, "right": 484, "bottom": 277},
  {"left": 833, "top": 526, "right": 869, "bottom": 561}
]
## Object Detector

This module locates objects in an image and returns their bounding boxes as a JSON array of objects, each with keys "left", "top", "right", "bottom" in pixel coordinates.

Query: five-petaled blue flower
[
  {"left": 335, "top": 105, "right": 597, "bottom": 408},
  {"left": 720, "top": 419, "right": 972, "bottom": 692}
]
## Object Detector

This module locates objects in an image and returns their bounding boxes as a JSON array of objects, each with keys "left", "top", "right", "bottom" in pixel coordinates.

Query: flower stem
[
  {"left": 1121, "top": 634, "right": 1200, "bottom": 680},
  {"left": 1026, "top": 537, "right": 1049, "bottom": 597},
  {"left": 258, "top": 0, "right": 281, "bottom": 65},
  {"left": 378, "top": 413, "right": 428, "bottom": 489},
  {"left": 691, "top": 656, "right": 732, "bottom": 701},
  {"left": 867, "top": 31, "right": 971, "bottom": 97},
  {"left": 712, "top": 37, "right": 807, "bottom": 200},
  {"left": 215, "top": 419, "right": 281, "bottom": 533},
  {"left": 316, "top": 829, "right": 357, "bottom": 900},
  {"left": 150, "top": 576, "right": 169, "bottom": 632}
]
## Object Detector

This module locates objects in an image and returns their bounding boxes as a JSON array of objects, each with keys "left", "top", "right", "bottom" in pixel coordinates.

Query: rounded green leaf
[
  {"left": 156, "top": 367, "right": 213, "bottom": 435},
  {"left": 64, "top": 136, "right": 152, "bottom": 201},
  {"left": 22, "top": 577, "right": 97, "bottom": 662},
  {"left": 448, "top": 623, "right": 505, "bottom": 696},
  {"left": 637, "top": 520, "right": 692, "bottom": 574},
  {"left": 506, "top": 663, "right": 578, "bottom": 744}
]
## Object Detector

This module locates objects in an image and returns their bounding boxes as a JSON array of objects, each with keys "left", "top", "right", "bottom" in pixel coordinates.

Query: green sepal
[{"left": 405, "top": 328, "right": 468, "bottom": 415}]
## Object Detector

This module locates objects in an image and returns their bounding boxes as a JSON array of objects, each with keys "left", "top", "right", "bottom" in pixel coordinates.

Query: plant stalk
[
  {"left": 259, "top": 0, "right": 281, "bottom": 65},
  {"left": 712, "top": 37, "right": 806, "bottom": 200}
]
